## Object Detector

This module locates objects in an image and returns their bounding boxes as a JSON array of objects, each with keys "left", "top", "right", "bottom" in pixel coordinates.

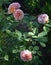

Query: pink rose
[
  {"left": 38, "top": 14, "right": 49, "bottom": 24},
  {"left": 8, "top": 2, "right": 21, "bottom": 14},
  {"left": 13, "top": 9, "right": 24, "bottom": 20},
  {"left": 20, "top": 50, "right": 32, "bottom": 62}
]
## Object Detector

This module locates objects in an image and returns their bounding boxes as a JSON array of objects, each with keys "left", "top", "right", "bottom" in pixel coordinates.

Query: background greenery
[{"left": 12, "top": 0, "right": 51, "bottom": 18}]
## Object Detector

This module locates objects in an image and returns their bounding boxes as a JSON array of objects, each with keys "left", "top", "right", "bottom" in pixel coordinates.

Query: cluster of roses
[
  {"left": 8, "top": 2, "right": 24, "bottom": 20},
  {"left": 8, "top": 2, "right": 49, "bottom": 62},
  {"left": 8, "top": 2, "right": 49, "bottom": 24}
]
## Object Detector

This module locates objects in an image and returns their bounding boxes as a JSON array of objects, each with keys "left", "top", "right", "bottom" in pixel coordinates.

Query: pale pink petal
[
  {"left": 13, "top": 9, "right": 24, "bottom": 20},
  {"left": 20, "top": 50, "right": 32, "bottom": 62},
  {"left": 38, "top": 14, "right": 49, "bottom": 24},
  {"left": 8, "top": 2, "right": 21, "bottom": 14}
]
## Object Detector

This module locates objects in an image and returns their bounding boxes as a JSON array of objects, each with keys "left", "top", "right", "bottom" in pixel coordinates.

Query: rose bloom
[
  {"left": 20, "top": 50, "right": 32, "bottom": 62},
  {"left": 8, "top": 2, "right": 21, "bottom": 14},
  {"left": 38, "top": 14, "right": 49, "bottom": 24},
  {"left": 13, "top": 9, "right": 24, "bottom": 20}
]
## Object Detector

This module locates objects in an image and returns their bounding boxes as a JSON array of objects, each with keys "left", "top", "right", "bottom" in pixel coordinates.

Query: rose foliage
[{"left": 0, "top": 2, "right": 51, "bottom": 65}]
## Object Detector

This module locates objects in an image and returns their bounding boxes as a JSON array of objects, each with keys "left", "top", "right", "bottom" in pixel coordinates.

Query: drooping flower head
[
  {"left": 20, "top": 50, "right": 32, "bottom": 62},
  {"left": 13, "top": 9, "right": 24, "bottom": 20},
  {"left": 38, "top": 14, "right": 49, "bottom": 24},
  {"left": 8, "top": 2, "right": 21, "bottom": 14}
]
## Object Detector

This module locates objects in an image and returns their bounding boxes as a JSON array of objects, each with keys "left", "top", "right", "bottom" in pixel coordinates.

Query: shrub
[{"left": 0, "top": 1, "right": 51, "bottom": 65}]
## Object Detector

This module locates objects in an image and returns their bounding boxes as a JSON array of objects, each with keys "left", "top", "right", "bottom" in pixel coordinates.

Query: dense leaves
[{"left": 0, "top": 0, "right": 51, "bottom": 65}]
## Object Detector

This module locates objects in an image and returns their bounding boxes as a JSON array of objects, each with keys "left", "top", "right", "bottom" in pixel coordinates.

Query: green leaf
[
  {"left": 15, "top": 30, "right": 22, "bottom": 36},
  {"left": 7, "top": 16, "right": 11, "bottom": 20},
  {"left": 29, "top": 16, "right": 36, "bottom": 20},
  {"left": 19, "top": 45, "right": 26, "bottom": 51},
  {"left": 28, "top": 32, "right": 34, "bottom": 36},
  {"left": 14, "top": 30, "right": 22, "bottom": 39},
  {"left": 32, "top": 36, "right": 38, "bottom": 38},
  {"left": 6, "top": 30, "right": 11, "bottom": 34},
  {"left": 32, "top": 51, "right": 36, "bottom": 54},
  {"left": 4, "top": 0, "right": 11, "bottom": 4},
  {"left": 32, "top": 41, "right": 36, "bottom": 45},
  {"left": 37, "top": 37, "right": 48, "bottom": 42},
  {"left": 33, "top": 46, "right": 39, "bottom": 51},
  {"left": 4, "top": 54, "right": 9, "bottom": 61},
  {"left": 37, "top": 51, "right": 42, "bottom": 56},
  {"left": 38, "top": 31, "right": 47, "bottom": 37},
  {"left": 12, "top": 49, "right": 18, "bottom": 53},
  {"left": 34, "top": 56, "right": 39, "bottom": 65},
  {"left": 29, "top": 46, "right": 33, "bottom": 51},
  {"left": 45, "top": 24, "right": 51, "bottom": 27},
  {"left": 43, "top": 26, "right": 50, "bottom": 32},
  {"left": 39, "top": 42, "right": 46, "bottom": 47},
  {"left": 33, "top": 21, "right": 40, "bottom": 27},
  {"left": 24, "top": 38, "right": 30, "bottom": 42},
  {"left": 33, "top": 27, "right": 38, "bottom": 35},
  {"left": 0, "top": 1, "right": 3, "bottom": 6},
  {"left": 0, "top": 48, "right": 2, "bottom": 52}
]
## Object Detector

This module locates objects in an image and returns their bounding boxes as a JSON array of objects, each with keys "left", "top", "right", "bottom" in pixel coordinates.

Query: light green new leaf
[
  {"left": 33, "top": 27, "right": 38, "bottom": 35},
  {"left": 4, "top": 54, "right": 9, "bottom": 61},
  {"left": 43, "top": 26, "right": 50, "bottom": 32},
  {"left": 6, "top": 30, "right": 11, "bottom": 34},
  {"left": 28, "top": 32, "right": 34, "bottom": 36},
  {"left": 38, "top": 31, "right": 47, "bottom": 37},
  {"left": 15, "top": 30, "right": 22, "bottom": 39}
]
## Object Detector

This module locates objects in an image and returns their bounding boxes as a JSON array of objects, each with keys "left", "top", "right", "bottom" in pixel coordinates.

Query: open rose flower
[
  {"left": 38, "top": 14, "right": 49, "bottom": 24},
  {"left": 13, "top": 9, "right": 24, "bottom": 20},
  {"left": 20, "top": 50, "right": 32, "bottom": 62},
  {"left": 8, "top": 2, "right": 21, "bottom": 14}
]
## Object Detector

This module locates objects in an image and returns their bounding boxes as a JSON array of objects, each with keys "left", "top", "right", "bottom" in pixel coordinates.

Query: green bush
[{"left": 0, "top": 0, "right": 51, "bottom": 65}]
